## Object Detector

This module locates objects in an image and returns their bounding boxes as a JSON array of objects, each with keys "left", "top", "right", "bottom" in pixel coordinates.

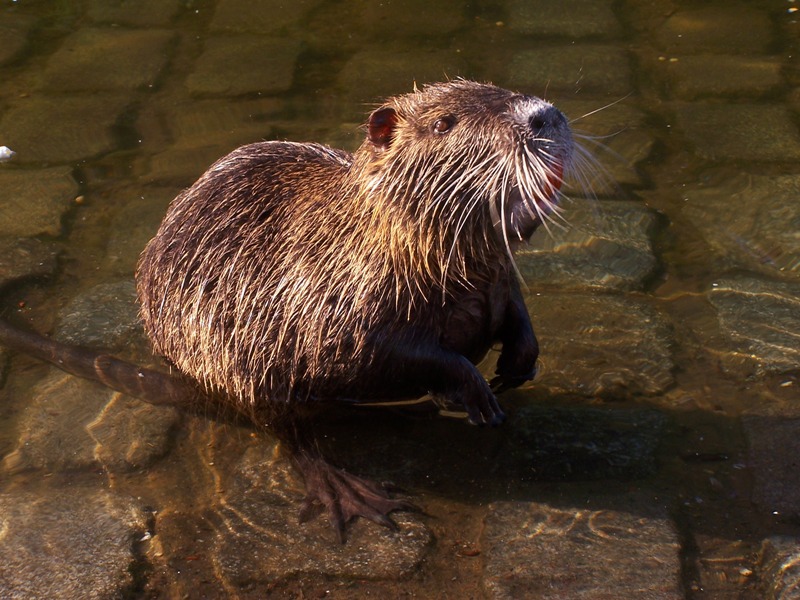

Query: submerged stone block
[
  {"left": 40, "top": 28, "right": 174, "bottom": 92},
  {"left": 661, "top": 55, "right": 783, "bottom": 100},
  {"left": 87, "top": 0, "right": 182, "bottom": 26},
  {"left": 54, "top": 280, "right": 141, "bottom": 350},
  {"left": 656, "top": 6, "right": 772, "bottom": 54},
  {"left": 337, "top": 48, "right": 468, "bottom": 106},
  {"left": 104, "top": 187, "right": 182, "bottom": 276},
  {"left": 186, "top": 36, "right": 302, "bottom": 96},
  {"left": 210, "top": 0, "right": 323, "bottom": 33},
  {"left": 1, "top": 370, "right": 177, "bottom": 474},
  {"left": 505, "top": 45, "right": 632, "bottom": 97},
  {"left": 357, "top": 0, "right": 467, "bottom": 37},
  {"left": 0, "top": 237, "right": 60, "bottom": 288},
  {"left": 506, "top": 0, "right": 621, "bottom": 38},
  {"left": 0, "top": 167, "right": 78, "bottom": 237},
  {"left": 520, "top": 199, "right": 659, "bottom": 291},
  {"left": 0, "top": 486, "right": 146, "bottom": 599},
  {"left": 744, "top": 415, "right": 800, "bottom": 518},
  {"left": 708, "top": 278, "right": 800, "bottom": 377},
  {"left": 757, "top": 536, "right": 800, "bottom": 600},
  {"left": 682, "top": 174, "right": 800, "bottom": 280},
  {"left": 0, "top": 15, "right": 33, "bottom": 67},
  {"left": 502, "top": 405, "right": 668, "bottom": 481},
  {"left": 1, "top": 281, "right": 177, "bottom": 475},
  {"left": 674, "top": 104, "right": 800, "bottom": 162},
  {"left": 0, "top": 95, "right": 131, "bottom": 163},
  {"left": 559, "top": 100, "right": 654, "bottom": 189},
  {"left": 153, "top": 429, "right": 431, "bottom": 591},
  {"left": 528, "top": 292, "right": 675, "bottom": 397},
  {"left": 483, "top": 500, "right": 682, "bottom": 599}
]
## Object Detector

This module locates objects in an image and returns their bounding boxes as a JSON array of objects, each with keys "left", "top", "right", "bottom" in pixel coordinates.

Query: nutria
[
  {"left": 1, "top": 80, "right": 574, "bottom": 541},
  {"left": 136, "top": 78, "right": 574, "bottom": 535}
]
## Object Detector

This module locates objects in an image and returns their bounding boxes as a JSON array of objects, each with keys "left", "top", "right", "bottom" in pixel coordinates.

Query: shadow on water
[{"left": 314, "top": 391, "right": 788, "bottom": 528}]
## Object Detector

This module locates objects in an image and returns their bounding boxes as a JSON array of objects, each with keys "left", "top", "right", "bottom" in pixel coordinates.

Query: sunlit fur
[{"left": 136, "top": 80, "right": 577, "bottom": 425}]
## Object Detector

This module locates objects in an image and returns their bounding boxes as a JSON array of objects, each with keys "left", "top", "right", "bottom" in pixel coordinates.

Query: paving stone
[
  {"left": 54, "top": 280, "right": 141, "bottom": 350},
  {"left": 337, "top": 47, "right": 468, "bottom": 106},
  {"left": 40, "top": 28, "right": 174, "bottom": 92},
  {"left": 483, "top": 500, "right": 682, "bottom": 599},
  {"left": 621, "top": 1, "right": 680, "bottom": 34},
  {"left": 143, "top": 144, "right": 243, "bottom": 186},
  {"left": 791, "top": 87, "right": 800, "bottom": 110},
  {"left": 0, "top": 349, "right": 6, "bottom": 385},
  {"left": 299, "top": 398, "right": 666, "bottom": 503},
  {"left": 505, "top": 45, "right": 633, "bottom": 98},
  {"left": 210, "top": 0, "right": 323, "bottom": 33},
  {"left": 0, "top": 166, "right": 78, "bottom": 237},
  {"left": 682, "top": 174, "right": 800, "bottom": 279},
  {"left": 0, "top": 485, "right": 146, "bottom": 600},
  {"left": 502, "top": 405, "right": 668, "bottom": 481},
  {"left": 757, "top": 536, "right": 800, "bottom": 599},
  {"left": 519, "top": 199, "right": 659, "bottom": 291},
  {"left": 357, "top": 0, "right": 467, "bottom": 37},
  {"left": 0, "top": 14, "right": 33, "bottom": 66},
  {"left": 660, "top": 55, "right": 783, "bottom": 100},
  {"left": 655, "top": 6, "right": 772, "bottom": 54},
  {"left": 674, "top": 103, "right": 800, "bottom": 162},
  {"left": 153, "top": 427, "right": 431, "bottom": 591},
  {"left": 0, "top": 95, "right": 131, "bottom": 163},
  {"left": 186, "top": 36, "right": 302, "bottom": 96},
  {"left": 744, "top": 415, "right": 800, "bottom": 518},
  {"left": 0, "top": 237, "right": 60, "bottom": 288},
  {"left": 217, "top": 438, "right": 431, "bottom": 580},
  {"left": 694, "top": 536, "right": 756, "bottom": 596},
  {"left": 87, "top": 0, "right": 182, "bottom": 26},
  {"left": 86, "top": 393, "right": 179, "bottom": 470},
  {"left": 708, "top": 278, "right": 800, "bottom": 377},
  {"left": 136, "top": 97, "right": 281, "bottom": 184},
  {"left": 148, "top": 97, "right": 282, "bottom": 148},
  {"left": 1, "top": 369, "right": 177, "bottom": 474},
  {"left": 104, "top": 187, "right": 181, "bottom": 276},
  {"left": 527, "top": 292, "right": 675, "bottom": 397},
  {"left": 506, "top": 0, "right": 621, "bottom": 38}
]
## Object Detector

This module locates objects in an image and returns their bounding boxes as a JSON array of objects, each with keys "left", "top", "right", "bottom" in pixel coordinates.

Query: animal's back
[{"left": 137, "top": 141, "right": 358, "bottom": 414}]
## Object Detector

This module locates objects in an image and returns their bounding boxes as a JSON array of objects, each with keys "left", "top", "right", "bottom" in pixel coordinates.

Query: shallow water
[{"left": 1, "top": 1, "right": 799, "bottom": 598}]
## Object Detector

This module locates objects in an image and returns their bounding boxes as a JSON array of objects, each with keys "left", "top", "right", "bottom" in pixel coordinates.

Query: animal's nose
[{"left": 528, "top": 105, "right": 566, "bottom": 136}]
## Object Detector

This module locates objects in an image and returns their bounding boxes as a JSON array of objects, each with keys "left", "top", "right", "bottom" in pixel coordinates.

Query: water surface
[{"left": 1, "top": 1, "right": 799, "bottom": 598}]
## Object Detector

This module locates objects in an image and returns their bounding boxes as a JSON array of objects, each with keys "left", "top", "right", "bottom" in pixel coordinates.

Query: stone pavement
[{"left": 1, "top": 1, "right": 799, "bottom": 597}]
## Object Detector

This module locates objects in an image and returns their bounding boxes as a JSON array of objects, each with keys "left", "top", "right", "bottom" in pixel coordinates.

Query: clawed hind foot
[{"left": 293, "top": 451, "right": 418, "bottom": 543}]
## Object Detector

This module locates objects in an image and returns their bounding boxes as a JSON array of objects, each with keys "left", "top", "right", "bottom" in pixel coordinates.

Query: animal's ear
[{"left": 368, "top": 107, "right": 398, "bottom": 150}]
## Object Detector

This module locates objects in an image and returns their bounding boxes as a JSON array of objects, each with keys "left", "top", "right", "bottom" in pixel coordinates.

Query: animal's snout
[{"left": 528, "top": 104, "right": 568, "bottom": 137}]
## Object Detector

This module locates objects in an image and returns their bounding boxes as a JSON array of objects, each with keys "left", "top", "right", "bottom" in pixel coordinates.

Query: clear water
[{"left": 1, "top": 1, "right": 799, "bottom": 597}]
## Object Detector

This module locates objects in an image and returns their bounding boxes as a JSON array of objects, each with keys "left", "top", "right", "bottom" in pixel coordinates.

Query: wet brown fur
[
  {"left": 130, "top": 80, "right": 576, "bottom": 539},
  {"left": 136, "top": 81, "right": 572, "bottom": 429}
]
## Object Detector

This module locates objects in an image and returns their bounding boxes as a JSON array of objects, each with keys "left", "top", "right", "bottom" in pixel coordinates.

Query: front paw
[
  {"left": 490, "top": 368, "right": 536, "bottom": 393},
  {"left": 456, "top": 373, "right": 506, "bottom": 426},
  {"left": 492, "top": 341, "right": 538, "bottom": 392}
]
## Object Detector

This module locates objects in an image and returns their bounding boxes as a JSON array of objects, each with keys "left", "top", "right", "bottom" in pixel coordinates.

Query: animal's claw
[{"left": 293, "top": 451, "right": 417, "bottom": 543}]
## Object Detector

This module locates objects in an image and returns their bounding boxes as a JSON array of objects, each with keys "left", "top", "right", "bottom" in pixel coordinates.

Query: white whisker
[{"left": 569, "top": 93, "right": 633, "bottom": 124}]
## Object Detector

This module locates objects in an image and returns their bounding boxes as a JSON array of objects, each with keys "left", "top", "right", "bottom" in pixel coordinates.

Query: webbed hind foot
[{"left": 292, "top": 450, "right": 418, "bottom": 543}]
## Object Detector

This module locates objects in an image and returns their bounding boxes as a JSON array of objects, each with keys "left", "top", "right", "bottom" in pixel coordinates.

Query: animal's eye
[{"left": 432, "top": 115, "right": 456, "bottom": 134}]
